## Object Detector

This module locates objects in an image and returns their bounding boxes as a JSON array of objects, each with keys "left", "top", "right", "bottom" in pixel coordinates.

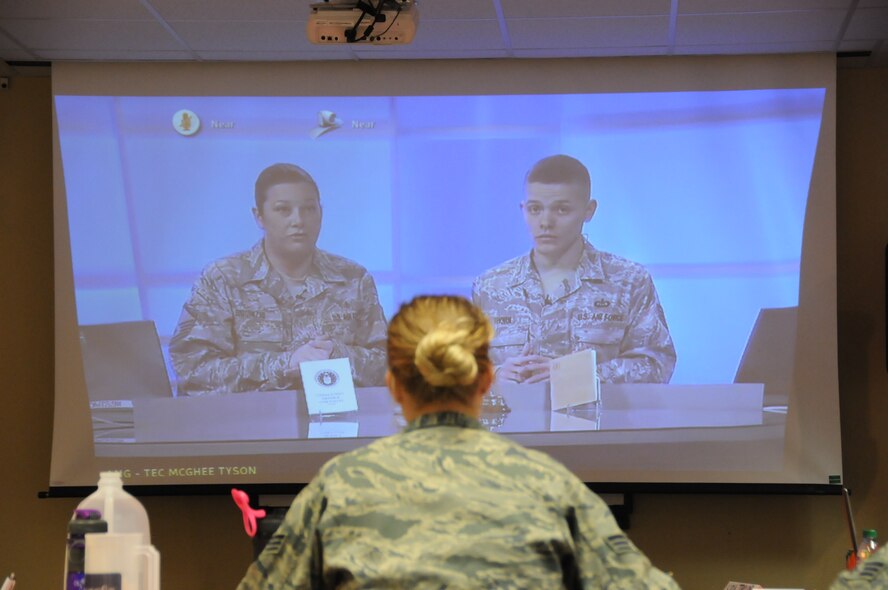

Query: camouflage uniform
[
  {"left": 169, "top": 241, "right": 387, "bottom": 395},
  {"left": 831, "top": 545, "right": 888, "bottom": 590},
  {"left": 237, "top": 412, "right": 680, "bottom": 590},
  {"left": 472, "top": 241, "right": 676, "bottom": 383}
]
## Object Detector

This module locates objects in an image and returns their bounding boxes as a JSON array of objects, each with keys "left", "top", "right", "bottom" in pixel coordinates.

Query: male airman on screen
[
  {"left": 170, "top": 163, "right": 387, "bottom": 395},
  {"left": 472, "top": 154, "right": 676, "bottom": 384}
]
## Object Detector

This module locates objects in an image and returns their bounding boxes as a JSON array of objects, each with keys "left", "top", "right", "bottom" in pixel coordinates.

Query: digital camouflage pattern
[
  {"left": 169, "top": 241, "right": 387, "bottom": 395},
  {"left": 237, "top": 412, "right": 681, "bottom": 590},
  {"left": 472, "top": 241, "right": 676, "bottom": 384},
  {"left": 832, "top": 545, "right": 888, "bottom": 590}
]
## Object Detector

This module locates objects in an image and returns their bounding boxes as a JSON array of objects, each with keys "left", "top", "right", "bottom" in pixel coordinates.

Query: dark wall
[{"left": 0, "top": 67, "right": 885, "bottom": 590}]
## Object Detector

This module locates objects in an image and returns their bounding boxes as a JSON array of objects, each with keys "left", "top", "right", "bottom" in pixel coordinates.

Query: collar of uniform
[
  {"left": 233, "top": 240, "right": 273, "bottom": 286},
  {"left": 312, "top": 248, "right": 349, "bottom": 284},
  {"left": 504, "top": 251, "right": 537, "bottom": 288},
  {"left": 504, "top": 241, "right": 606, "bottom": 299},
  {"left": 299, "top": 250, "right": 347, "bottom": 301},
  {"left": 506, "top": 240, "right": 606, "bottom": 288},
  {"left": 575, "top": 239, "right": 606, "bottom": 283},
  {"left": 403, "top": 411, "right": 484, "bottom": 433},
  {"left": 237, "top": 241, "right": 348, "bottom": 286}
]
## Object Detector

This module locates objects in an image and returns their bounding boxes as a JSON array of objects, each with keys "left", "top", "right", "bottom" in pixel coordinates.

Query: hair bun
[{"left": 414, "top": 325, "right": 479, "bottom": 387}]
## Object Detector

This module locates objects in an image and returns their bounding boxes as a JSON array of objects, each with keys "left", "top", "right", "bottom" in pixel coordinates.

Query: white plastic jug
[
  {"left": 77, "top": 471, "right": 151, "bottom": 545},
  {"left": 85, "top": 532, "right": 160, "bottom": 590}
]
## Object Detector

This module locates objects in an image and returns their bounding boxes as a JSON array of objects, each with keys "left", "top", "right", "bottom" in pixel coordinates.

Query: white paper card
[
  {"left": 308, "top": 421, "right": 359, "bottom": 439},
  {"left": 549, "top": 409, "right": 601, "bottom": 432},
  {"left": 550, "top": 348, "right": 600, "bottom": 411},
  {"left": 300, "top": 357, "right": 358, "bottom": 415}
]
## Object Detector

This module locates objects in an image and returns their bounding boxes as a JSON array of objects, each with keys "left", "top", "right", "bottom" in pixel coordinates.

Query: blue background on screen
[{"left": 56, "top": 88, "right": 825, "bottom": 387}]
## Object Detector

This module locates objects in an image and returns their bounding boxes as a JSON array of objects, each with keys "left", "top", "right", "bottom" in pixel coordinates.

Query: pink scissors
[{"left": 231, "top": 488, "right": 267, "bottom": 537}]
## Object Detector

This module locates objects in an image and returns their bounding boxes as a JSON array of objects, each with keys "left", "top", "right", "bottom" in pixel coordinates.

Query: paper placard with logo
[
  {"left": 300, "top": 357, "right": 358, "bottom": 415},
  {"left": 549, "top": 348, "right": 600, "bottom": 411}
]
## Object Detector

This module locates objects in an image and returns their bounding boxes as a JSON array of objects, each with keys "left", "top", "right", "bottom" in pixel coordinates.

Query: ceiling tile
[
  {"left": 145, "top": 0, "right": 305, "bottom": 21},
  {"left": 512, "top": 46, "right": 669, "bottom": 57},
  {"left": 844, "top": 7, "right": 888, "bottom": 39},
  {"left": 0, "top": 0, "right": 149, "bottom": 19},
  {"left": 509, "top": 16, "right": 669, "bottom": 49},
  {"left": 36, "top": 48, "right": 194, "bottom": 60},
  {"left": 396, "top": 19, "right": 505, "bottom": 51},
  {"left": 414, "top": 1, "right": 498, "bottom": 20},
  {"left": 502, "top": 0, "right": 671, "bottom": 18},
  {"left": 351, "top": 48, "right": 511, "bottom": 59},
  {"left": 0, "top": 27, "right": 24, "bottom": 49},
  {"left": 170, "top": 19, "right": 311, "bottom": 51},
  {"left": 0, "top": 48, "right": 34, "bottom": 61},
  {"left": 0, "top": 18, "right": 184, "bottom": 51},
  {"left": 196, "top": 49, "right": 355, "bottom": 60},
  {"left": 0, "top": 0, "right": 882, "bottom": 67},
  {"left": 676, "top": 11, "right": 845, "bottom": 45},
  {"left": 143, "top": 0, "right": 490, "bottom": 25},
  {"left": 679, "top": 0, "right": 852, "bottom": 13}
]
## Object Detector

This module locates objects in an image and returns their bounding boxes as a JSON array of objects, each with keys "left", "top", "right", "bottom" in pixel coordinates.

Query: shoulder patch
[
  {"left": 605, "top": 533, "right": 634, "bottom": 555},
  {"left": 262, "top": 532, "right": 286, "bottom": 556},
  {"left": 859, "top": 560, "right": 887, "bottom": 581}
]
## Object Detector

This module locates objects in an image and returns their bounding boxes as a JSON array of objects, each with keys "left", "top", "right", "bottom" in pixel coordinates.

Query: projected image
[{"left": 54, "top": 87, "right": 827, "bottom": 484}]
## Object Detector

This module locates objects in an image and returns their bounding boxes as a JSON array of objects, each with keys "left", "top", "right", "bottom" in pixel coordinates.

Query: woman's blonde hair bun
[
  {"left": 414, "top": 320, "right": 479, "bottom": 387},
  {"left": 387, "top": 295, "right": 494, "bottom": 405}
]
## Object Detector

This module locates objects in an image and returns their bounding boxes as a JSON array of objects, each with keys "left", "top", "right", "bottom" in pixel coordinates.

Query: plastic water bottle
[
  {"left": 65, "top": 509, "right": 107, "bottom": 590},
  {"left": 77, "top": 471, "right": 151, "bottom": 544},
  {"left": 857, "top": 529, "right": 879, "bottom": 561}
]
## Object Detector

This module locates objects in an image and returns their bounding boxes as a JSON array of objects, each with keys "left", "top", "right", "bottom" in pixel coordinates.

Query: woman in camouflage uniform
[{"left": 238, "top": 295, "right": 680, "bottom": 589}]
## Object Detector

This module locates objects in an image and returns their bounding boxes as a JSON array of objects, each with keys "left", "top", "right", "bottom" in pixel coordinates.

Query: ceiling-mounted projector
[{"left": 307, "top": 0, "right": 418, "bottom": 45}]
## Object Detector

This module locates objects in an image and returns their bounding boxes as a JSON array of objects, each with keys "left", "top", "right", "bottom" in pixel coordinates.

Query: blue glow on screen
[{"left": 56, "top": 88, "right": 825, "bottom": 384}]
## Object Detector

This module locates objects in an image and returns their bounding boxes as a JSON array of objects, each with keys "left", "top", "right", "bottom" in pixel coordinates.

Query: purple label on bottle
[
  {"left": 66, "top": 572, "right": 85, "bottom": 590},
  {"left": 83, "top": 573, "right": 122, "bottom": 590}
]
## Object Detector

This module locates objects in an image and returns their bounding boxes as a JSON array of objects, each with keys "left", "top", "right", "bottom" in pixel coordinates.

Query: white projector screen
[{"left": 49, "top": 55, "right": 841, "bottom": 492}]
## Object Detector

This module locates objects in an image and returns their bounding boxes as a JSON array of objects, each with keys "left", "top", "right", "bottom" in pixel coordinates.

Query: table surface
[
  {"left": 91, "top": 381, "right": 783, "bottom": 453},
  {"left": 87, "top": 381, "right": 790, "bottom": 484}
]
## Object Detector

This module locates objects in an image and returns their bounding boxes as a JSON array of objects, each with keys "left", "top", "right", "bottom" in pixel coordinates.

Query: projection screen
[{"left": 49, "top": 54, "right": 841, "bottom": 492}]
